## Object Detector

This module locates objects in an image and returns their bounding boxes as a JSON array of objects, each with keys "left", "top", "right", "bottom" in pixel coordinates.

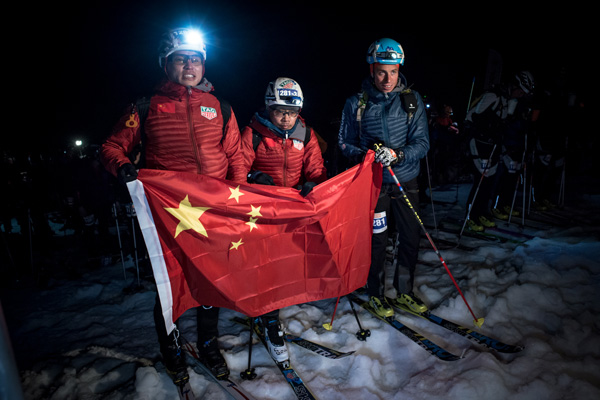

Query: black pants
[
  {"left": 466, "top": 164, "right": 498, "bottom": 219},
  {"left": 367, "top": 179, "right": 421, "bottom": 297},
  {"left": 153, "top": 294, "right": 220, "bottom": 351}
]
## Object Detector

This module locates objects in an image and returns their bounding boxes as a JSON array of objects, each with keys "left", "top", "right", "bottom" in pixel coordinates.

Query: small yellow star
[
  {"left": 164, "top": 195, "right": 211, "bottom": 238},
  {"left": 247, "top": 205, "right": 262, "bottom": 218},
  {"left": 228, "top": 185, "right": 244, "bottom": 203},
  {"left": 230, "top": 238, "right": 244, "bottom": 250},
  {"left": 246, "top": 217, "right": 258, "bottom": 232}
]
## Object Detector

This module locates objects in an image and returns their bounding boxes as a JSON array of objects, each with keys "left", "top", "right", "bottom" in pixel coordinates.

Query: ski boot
[
  {"left": 478, "top": 215, "right": 496, "bottom": 228},
  {"left": 198, "top": 336, "right": 230, "bottom": 380},
  {"left": 391, "top": 292, "right": 428, "bottom": 314},
  {"left": 466, "top": 218, "right": 484, "bottom": 232},
  {"left": 491, "top": 207, "right": 509, "bottom": 220},
  {"left": 259, "top": 317, "right": 290, "bottom": 367},
  {"left": 162, "top": 343, "right": 190, "bottom": 386},
  {"left": 369, "top": 295, "right": 394, "bottom": 318}
]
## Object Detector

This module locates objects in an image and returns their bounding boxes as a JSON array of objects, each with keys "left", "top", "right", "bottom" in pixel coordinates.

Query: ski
[
  {"left": 439, "top": 217, "right": 529, "bottom": 244},
  {"left": 183, "top": 342, "right": 257, "bottom": 400},
  {"left": 421, "top": 234, "right": 477, "bottom": 251},
  {"left": 486, "top": 225, "right": 535, "bottom": 240},
  {"left": 391, "top": 303, "right": 524, "bottom": 354},
  {"left": 176, "top": 380, "right": 197, "bottom": 400},
  {"left": 438, "top": 220, "right": 506, "bottom": 243},
  {"left": 284, "top": 333, "right": 355, "bottom": 359},
  {"left": 347, "top": 294, "right": 461, "bottom": 361},
  {"left": 233, "top": 317, "right": 318, "bottom": 400}
]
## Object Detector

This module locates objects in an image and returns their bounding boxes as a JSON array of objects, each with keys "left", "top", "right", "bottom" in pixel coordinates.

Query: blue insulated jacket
[{"left": 338, "top": 77, "right": 430, "bottom": 183}]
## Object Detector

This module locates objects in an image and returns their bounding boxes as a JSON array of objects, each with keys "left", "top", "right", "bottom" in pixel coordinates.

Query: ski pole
[
  {"left": 374, "top": 145, "right": 484, "bottom": 327},
  {"left": 128, "top": 203, "right": 140, "bottom": 287},
  {"left": 323, "top": 296, "right": 341, "bottom": 331},
  {"left": 509, "top": 133, "right": 527, "bottom": 226},
  {"left": 424, "top": 154, "right": 438, "bottom": 235},
  {"left": 112, "top": 203, "right": 127, "bottom": 281},
  {"left": 460, "top": 144, "right": 497, "bottom": 239},
  {"left": 347, "top": 296, "right": 370, "bottom": 341},
  {"left": 241, "top": 318, "right": 257, "bottom": 380}
]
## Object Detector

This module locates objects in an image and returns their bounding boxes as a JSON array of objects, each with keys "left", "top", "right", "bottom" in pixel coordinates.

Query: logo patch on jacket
[
  {"left": 292, "top": 139, "right": 304, "bottom": 151},
  {"left": 201, "top": 106, "right": 218, "bottom": 120},
  {"left": 156, "top": 103, "right": 176, "bottom": 113}
]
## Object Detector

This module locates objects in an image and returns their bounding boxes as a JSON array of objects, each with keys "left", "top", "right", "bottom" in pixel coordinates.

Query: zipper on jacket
[
  {"left": 282, "top": 133, "right": 288, "bottom": 187},
  {"left": 186, "top": 87, "right": 202, "bottom": 174},
  {"left": 382, "top": 98, "right": 391, "bottom": 145}
]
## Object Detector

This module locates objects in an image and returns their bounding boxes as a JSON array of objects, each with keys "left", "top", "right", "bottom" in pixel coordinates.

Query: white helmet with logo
[
  {"left": 158, "top": 27, "right": 206, "bottom": 68},
  {"left": 265, "top": 77, "right": 304, "bottom": 109}
]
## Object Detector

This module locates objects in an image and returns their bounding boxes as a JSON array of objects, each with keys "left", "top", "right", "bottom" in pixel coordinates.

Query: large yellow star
[
  {"left": 164, "top": 195, "right": 211, "bottom": 238},
  {"left": 228, "top": 185, "right": 244, "bottom": 203}
]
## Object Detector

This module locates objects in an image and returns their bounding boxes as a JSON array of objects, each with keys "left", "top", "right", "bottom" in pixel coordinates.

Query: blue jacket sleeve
[
  {"left": 337, "top": 95, "right": 364, "bottom": 161},
  {"left": 400, "top": 92, "right": 430, "bottom": 164}
]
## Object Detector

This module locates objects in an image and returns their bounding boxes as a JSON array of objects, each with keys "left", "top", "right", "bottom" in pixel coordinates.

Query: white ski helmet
[
  {"left": 366, "top": 38, "right": 405, "bottom": 65},
  {"left": 515, "top": 70, "right": 535, "bottom": 94},
  {"left": 265, "top": 77, "right": 304, "bottom": 109},
  {"left": 158, "top": 27, "right": 206, "bottom": 68}
]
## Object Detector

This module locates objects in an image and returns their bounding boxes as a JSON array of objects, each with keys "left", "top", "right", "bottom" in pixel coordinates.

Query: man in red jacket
[
  {"left": 100, "top": 27, "right": 245, "bottom": 385},
  {"left": 240, "top": 77, "right": 327, "bottom": 366}
]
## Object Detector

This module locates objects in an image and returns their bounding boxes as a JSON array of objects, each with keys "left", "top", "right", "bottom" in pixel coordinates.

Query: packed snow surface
[{"left": 2, "top": 184, "right": 600, "bottom": 400}]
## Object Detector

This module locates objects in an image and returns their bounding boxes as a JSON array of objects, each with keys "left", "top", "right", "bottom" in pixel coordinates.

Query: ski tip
[{"left": 474, "top": 317, "right": 485, "bottom": 328}]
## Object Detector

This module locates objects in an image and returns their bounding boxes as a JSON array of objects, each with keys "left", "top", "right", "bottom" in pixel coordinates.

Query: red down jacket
[
  {"left": 100, "top": 79, "right": 246, "bottom": 184},
  {"left": 241, "top": 114, "right": 327, "bottom": 188}
]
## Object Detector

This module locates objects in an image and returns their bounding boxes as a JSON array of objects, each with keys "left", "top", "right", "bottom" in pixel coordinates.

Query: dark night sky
[{"left": 49, "top": 1, "right": 588, "bottom": 154}]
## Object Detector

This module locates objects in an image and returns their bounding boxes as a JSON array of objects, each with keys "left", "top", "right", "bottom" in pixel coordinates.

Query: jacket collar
[{"left": 156, "top": 78, "right": 214, "bottom": 99}]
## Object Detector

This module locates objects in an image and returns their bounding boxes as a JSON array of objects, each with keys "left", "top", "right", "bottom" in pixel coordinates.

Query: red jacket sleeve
[
  {"left": 100, "top": 110, "right": 142, "bottom": 177},
  {"left": 302, "top": 129, "right": 328, "bottom": 184},
  {"left": 221, "top": 109, "right": 248, "bottom": 184}
]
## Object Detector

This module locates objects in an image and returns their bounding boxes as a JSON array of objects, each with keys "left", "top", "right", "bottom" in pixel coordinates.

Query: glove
[
  {"left": 299, "top": 181, "right": 316, "bottom": 197},
  {"left": 247, "top": 170, "right": 274, "bottom": 185},
  {"left": 117, "top": 163, "right": 138, "bottom": 184},
  {"left": 374, "top": 146, "right": 399, "bottom": 167}
]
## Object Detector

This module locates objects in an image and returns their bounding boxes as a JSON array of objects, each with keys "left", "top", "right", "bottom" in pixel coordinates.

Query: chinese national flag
[{"left": 128, "top": 151, "right": 381, "bottom": 334}]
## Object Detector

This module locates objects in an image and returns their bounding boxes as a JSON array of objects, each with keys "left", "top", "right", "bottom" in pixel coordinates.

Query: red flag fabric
[{"left": 128, "top": 151, "right": 381, "bottom": 333}]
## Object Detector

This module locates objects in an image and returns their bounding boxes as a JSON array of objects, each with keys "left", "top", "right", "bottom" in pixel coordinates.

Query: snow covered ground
[{"left": 2, "top": 181, "right": 600, "bottom": 400}]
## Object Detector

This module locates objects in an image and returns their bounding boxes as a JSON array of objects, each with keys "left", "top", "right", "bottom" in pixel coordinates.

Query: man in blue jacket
[{"left": 338, "top": 38, "right": 430, "bottom": 318}]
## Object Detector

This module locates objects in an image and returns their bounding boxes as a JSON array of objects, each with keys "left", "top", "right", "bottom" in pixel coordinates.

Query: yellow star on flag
[
  {"left": 246, "top": 217, "right": 258, "bottom": 232},
  {"left": 230, "top": 238, "right": 244, "bottom": 250},
  {"left": 228, "top": 185, "right": 244, "bottom": 203},
  {"left": 164, "top": 195, "right": 211, "bottom": 238},
  {"left": 247, "top": 205, "right": 262, "bottom": 218}
]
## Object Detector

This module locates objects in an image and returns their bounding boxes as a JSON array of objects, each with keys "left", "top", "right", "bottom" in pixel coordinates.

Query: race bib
[{"left": 373, "top": 211, "right": 388, "bottom": 234}]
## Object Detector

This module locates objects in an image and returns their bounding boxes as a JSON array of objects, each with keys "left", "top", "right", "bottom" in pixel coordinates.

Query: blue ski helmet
[{"left": 366, "top": 38, "right": 405, "bottom": 65}]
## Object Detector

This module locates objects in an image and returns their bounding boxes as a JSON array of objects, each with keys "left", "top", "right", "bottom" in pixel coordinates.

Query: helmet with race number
[
  {"left": 158, "top": 27, "right": 206, "bottom": 68},
  {"left": 265, "top": 77, "right": 304, "bottom": 109},
  {"left": 515, "top": 70, "right": 535, "bottom": 94},
  {"left": 366, "top": 38, "right": 405, "bottom": 65}
]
